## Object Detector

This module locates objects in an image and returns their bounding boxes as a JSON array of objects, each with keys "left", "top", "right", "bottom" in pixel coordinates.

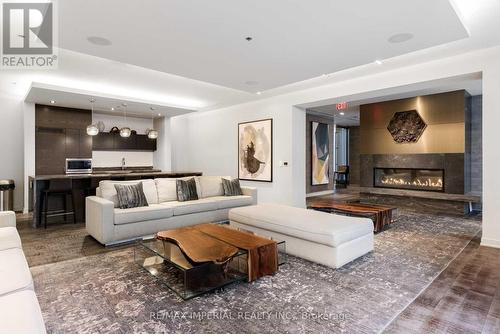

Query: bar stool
[{"left": 40, "top": 179, "right": 77, "bottom": 228}]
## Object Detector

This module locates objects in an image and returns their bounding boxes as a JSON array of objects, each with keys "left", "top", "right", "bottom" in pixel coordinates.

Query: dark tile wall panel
[{"left": 348, "top": 127, "right": 360, "bottom": 185}]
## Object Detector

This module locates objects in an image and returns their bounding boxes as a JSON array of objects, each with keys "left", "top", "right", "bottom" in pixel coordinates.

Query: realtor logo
[{"left": 1, "top": 2, "right": 57, "bottom": 69}]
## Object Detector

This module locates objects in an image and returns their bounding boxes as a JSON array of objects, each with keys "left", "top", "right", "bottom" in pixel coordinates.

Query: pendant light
[
  {"left": 86, "top": 98, "right": 99, "bottom": 136},
  {"left": 147, "top": 106, "right": 159, "bottom": 139},
  {"left": 120, "top": 103, "right": 131, "bottom": 138}
]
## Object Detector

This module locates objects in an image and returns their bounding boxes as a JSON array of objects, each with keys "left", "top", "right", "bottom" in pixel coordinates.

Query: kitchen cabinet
[
  {"left": 136, "top": 134, "right": 157, "bottom": 151},
  {"left": 35, "top": 104, "right": 92, "bottom": 175},
  {"left": 92, "top": 132, "right": 114, "bottom": 150},
  {"left": 65, "top": 128, "right": 92, "bottom": 158},
  {"left": 92, "top": 132, "right": 157, "bottom": 151}
]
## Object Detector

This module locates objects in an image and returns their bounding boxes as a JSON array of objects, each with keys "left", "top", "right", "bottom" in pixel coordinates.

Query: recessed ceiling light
[
  {"left": 110, "top": 107, "right": 114, "bottom": 111},
  {"left": 87, "top": 36, "right": 112, "bottom": 46},
  {"left": 374, "top": 59, "right": 383, "bottom": 65},
  {"left": 158, "top": 113, "right": 161, "bottom": 116},
  {"left": 339, "top": 112, "right": 345, "bottom": 115},
  {"left": 256, "top": 91, "right": 262, "bottom": 95},
  {"left": 50, "top": 100, "right": 55, "bottom": 104},
  {"left": 388, "top": 33, "right": 414, "bottom": 43}
]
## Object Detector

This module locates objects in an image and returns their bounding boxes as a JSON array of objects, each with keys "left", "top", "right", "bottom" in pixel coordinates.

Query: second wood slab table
[{"left": 309, "top": 200, "right": 397, "bottom": 233}]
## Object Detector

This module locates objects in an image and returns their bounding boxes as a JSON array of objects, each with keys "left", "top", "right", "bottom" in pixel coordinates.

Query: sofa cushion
[
  {"left": 197, "top": 176, "right": 226, "bottom": 198},
  {"left": 114, "top": 204, "right": 173, "bottom": 225},
  {"left": 0, "top": 227, "right": 22, "bottom": 251},
  {"left": 100, "top": 180, "right": 158, "bottom": 207},
  {"left": 155, "top": 178, "right": 178, "bottom": 202},
  {"left": 228, "top": 204, "right": 373, "bottom": 248},
  {"left": 0, "top": 248, "right": 33, "bottom": 296},
  {"left": 0, "top": 290, "right": 46, "bottom": 334},
  {"left": 161, "top": 198, "right": 218, "bottom": 216},
  {"left": 210, "top": 196, "right": 253, "bottom": 210}
]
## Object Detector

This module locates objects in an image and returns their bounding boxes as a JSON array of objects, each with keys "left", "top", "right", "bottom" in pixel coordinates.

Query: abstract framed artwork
[
  {"left": 311, "top": 121, "right": 330, "bottom": 185},
  {"left": 238, "top": 118, "right": 273, "bottom": 182}
]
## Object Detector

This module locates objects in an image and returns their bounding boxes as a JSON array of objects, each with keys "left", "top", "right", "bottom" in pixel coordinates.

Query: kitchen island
[{"left": 29, "top": 170, "right": 202, "bottom": 227}]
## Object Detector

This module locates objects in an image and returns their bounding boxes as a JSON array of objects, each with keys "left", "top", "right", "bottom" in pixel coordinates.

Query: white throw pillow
[
  {"left": 155, "top": 178, "right": 178, "bottom": 203},
  {"left": 99, "top": 179, "right": 158, "bottom": 207},
  {"left": 197, "top": 176, "right": 229, "bottom": 198}
]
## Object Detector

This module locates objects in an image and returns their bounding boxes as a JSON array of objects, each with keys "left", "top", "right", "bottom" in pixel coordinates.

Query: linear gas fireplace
[{"left": 374, "top": 168, "right": 444, "bottom": 192}]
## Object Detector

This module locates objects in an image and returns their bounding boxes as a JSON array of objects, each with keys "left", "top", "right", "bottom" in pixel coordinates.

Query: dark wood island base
[{"left": 29, "top": 171, "right": 202, "bottom": 228}]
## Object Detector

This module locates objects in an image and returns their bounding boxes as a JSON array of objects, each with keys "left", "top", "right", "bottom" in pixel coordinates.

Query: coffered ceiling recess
[{"left": 59, "top": 0, "right": 468, "bottom": 92}]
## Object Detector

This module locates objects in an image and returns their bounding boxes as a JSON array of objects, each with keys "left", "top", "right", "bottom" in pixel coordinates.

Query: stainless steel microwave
[{"left": 65, "top": 159, "right": 92, "bottom": 174}]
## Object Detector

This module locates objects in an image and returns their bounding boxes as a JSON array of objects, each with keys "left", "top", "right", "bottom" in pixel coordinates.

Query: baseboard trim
[
  {"left": 306, "top": 190, "right": 334, "bottom": 198},
  {"left": 480, "top": 238, "right": 500, "bottom": 249}
]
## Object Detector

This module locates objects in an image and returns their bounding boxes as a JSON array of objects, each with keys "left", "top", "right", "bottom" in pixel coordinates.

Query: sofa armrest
[
  {"left": 86, "top": 196, "right": 115, "bottom": 245},
  {"left": 241, "top": 187, "right": 258, "bottom": 205},
  {"left": 0, "top": 211, "right": 16, "bottom": 228}
]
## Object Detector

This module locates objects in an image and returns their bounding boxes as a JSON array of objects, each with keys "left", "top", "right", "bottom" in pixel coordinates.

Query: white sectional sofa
[
  {"left": 0, "top": 211, "right": 46, "bottom": 334},
  {"left": 86, "top": 176, "right": 257, "bottom": 246},
  {"left": 229, "top": 204, "right": 374, "bottom": 268}
]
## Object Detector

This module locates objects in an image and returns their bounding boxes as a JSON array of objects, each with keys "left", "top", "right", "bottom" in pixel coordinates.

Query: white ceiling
[
  {"left": 3, "top": 0, "right": 499, "bottom": 116},
  {"left": 59, "top": 0, "right": 468, "bottom": 93},
  {"left": 307, "top": 73, "right": 482, "bottom": 126},
  {"left": 24, "top": 83, "right": 194, "bottom": 118}
]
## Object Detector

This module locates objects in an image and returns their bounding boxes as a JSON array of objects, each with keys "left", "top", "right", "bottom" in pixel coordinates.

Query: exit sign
[{"left": 336, "top": 102, "right": 348, "bottom": 110}]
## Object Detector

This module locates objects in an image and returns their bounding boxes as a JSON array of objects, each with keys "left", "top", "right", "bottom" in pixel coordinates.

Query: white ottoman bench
[{"left": 229, "top": 204, "right": 374, "bottom": 268}]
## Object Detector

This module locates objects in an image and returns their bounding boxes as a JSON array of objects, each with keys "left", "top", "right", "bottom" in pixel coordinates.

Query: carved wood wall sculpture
[{"left": 387, "top": 110, "right": 427, "bottom": 143}]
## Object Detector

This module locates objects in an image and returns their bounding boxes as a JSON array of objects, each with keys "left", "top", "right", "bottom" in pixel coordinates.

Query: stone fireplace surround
[{"left": 360, "top": 153, "right": 464, "bottom": 194}]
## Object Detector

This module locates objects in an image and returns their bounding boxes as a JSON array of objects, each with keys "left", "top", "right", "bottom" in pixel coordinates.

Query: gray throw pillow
[
  {"left": 114, "top": 183, "right": 149, "bottom": 209},
  {"left": 176, "top": 178, "right": 199, "bottom": 201},
  {"left": 222, "top": 178, "right": 243, "bottom": 196}
]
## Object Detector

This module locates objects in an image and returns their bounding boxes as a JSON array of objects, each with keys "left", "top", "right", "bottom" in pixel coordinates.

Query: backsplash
[
  {"left": 92, "top": 112, "right": 155, "bottom": 167},
  {"left": 92, "top": 151, "right": 153, "bottom": 167}
]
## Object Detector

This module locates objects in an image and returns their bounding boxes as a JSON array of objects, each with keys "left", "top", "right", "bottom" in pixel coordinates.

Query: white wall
[
  {"left": 23, "top": 102, "right": 35, "bottom": 213},
  {"left": 481, "top": 59, "right": 500, "bottom": 248},
  {"left": 169, "top": 45, "right": 500, "bottom": 248},
  {"left": 92, "top": 112, "right": 154, "bottom": 167},
  {"left": 153, "top": 117, "right": 172, "bottom": 171},
  {"left": 171, "top": 101, "right": 305, "bottom": 207},
  {"left": 0, "top": 93, "right": 25, "bottom": 211}
]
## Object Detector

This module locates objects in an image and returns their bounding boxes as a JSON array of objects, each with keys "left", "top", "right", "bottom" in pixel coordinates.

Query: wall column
[{"left": 481, "top": 62, "right": 500, "bottom": 248}]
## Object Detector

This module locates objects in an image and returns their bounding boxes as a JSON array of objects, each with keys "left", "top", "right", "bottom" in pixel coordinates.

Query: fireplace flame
[{"left": 380, "top": 177, "right": 443, "bottom": 189}]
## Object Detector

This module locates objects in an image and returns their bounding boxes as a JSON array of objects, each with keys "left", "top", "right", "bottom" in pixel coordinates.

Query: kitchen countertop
[{"left": 30, "top": 171, "right": 202, "bottom": 181}]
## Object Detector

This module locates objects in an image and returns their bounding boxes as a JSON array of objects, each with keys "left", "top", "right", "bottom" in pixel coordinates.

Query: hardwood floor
[{"left": 385, "top": 235, "right": 500, "bottom": 334}]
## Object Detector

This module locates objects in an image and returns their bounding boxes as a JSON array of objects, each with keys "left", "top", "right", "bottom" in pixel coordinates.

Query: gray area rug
[{"left": 30, "top": 211, "right": 481, "bottom": 333}]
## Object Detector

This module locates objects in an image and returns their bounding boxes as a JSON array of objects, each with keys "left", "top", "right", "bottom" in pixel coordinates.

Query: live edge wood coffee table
[
  {"left": 309, "top": 200, "right": 397, "bottom": 233},
  {"left": 193, "top": 223, "right": 279, "bottom": 282},
  {"left": 135, "top": 224, "right": 281, "bottom": 299}
]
